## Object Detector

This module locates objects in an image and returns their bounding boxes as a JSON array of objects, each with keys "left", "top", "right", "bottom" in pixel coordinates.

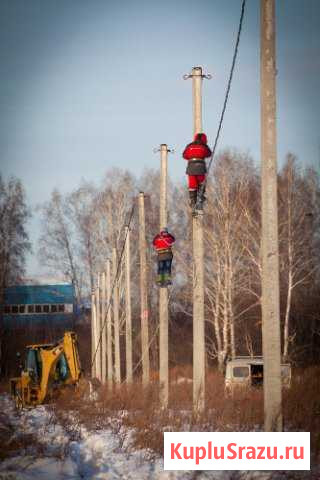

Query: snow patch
[{"left": 0, "top": 394, "right": 303, "bottom": 480}]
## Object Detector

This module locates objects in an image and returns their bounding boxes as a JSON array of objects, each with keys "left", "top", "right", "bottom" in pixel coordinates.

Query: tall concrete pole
[
  {"left": 125, "top": 226, "right": 133, "bottom": 383},
  {"left": 101, "top": 271, "right": 107, "bottom": 384},
  {"left": 93, "top": 291, "right": 100, "bottom": 380},
  {"left": 159, "top": 144, "right": 169, "bottom": 230},
  {"left": 95, "top": 275, "right": 102, "bottom": 382},
  {"left": 157, "top": 144, "right": 170, "bottom": 407},
  {"left": 91, "top": 291, "right": 97, "bottom": 378},
  {"left": 112, "top": 248, "right": 121, "bottom": 384},
  {"left": 106, "top": 259, "right": 113, "bottom": 387},
  {"left": 139, "top": 192, "right": 150, "bottom": 386},
  {"left": 261, "top": 0, "right": 282, "bottom": 432},
  {"left": 185, "top": 66, "right": 207, "bottom": 412},
  {"left": 192, "top": 68, "right": 202, "bottom": 139}
]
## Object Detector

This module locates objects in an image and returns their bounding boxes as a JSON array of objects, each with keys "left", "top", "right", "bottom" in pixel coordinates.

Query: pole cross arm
[
  {"left": 153, "top": 145, "right": 174, "bottom": 154},
  {"left": 183, "top": 66, "right": 212, "bottom": 80}
]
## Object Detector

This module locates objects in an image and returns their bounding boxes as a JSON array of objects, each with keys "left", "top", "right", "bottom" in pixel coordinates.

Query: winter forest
[{"left": 1, "top": 151, "right": 319, "bottom": 375}]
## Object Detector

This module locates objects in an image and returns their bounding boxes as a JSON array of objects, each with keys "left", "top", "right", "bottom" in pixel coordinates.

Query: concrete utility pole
[
  {"left": 261, "top": 0, "right": 282, "bottom": 432},
  {"left": 159, "top": 144, "right": 169, "bottom": 230},
  {"left": 138, "top": 192, "right": 150, "bottom": 386},
  {"left": 95, "top": 276, "right": 102, "bottom": 381},
  {"left": 112, "top": 248, "right": 121, "bottom": 384},
  {"left": 106, "top": 259, "right": 113, "bottom": 387},
  {"left": 155, "top": 144, "right": 171, "bottom": 407},
  {"left": 101, "top": 271, "right": 107, "bottom": 384},
  {"left": 125, "top": 226, "right": 133, "bottom": 383},
  {"left": 184, "top": 66, "right": 210, "bottom": 412},
  {"left": 91, "top": 291, "right": 97, "bottom": 378}
]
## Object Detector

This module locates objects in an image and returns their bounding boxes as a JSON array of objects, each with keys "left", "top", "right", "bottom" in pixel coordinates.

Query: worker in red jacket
[
  {"left": 183, "top": 132, "right": 212, "bottom": 210},
  {"left": 152, "top": 228, "right": 175, "bottom": 287}
]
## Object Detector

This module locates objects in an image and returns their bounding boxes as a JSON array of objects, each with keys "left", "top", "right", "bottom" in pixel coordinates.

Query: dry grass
[
  {"left": 2, "top": 365, "right": 319, "bottom": 475},
  {"left": 52, "top": 370, "right": 263, "bottom": 456},
  {"left": 78, "top": 366, "right": 318, "bottom": 463},
  {"left": 283, "top": 366, "right": 320, "bottom": 463},
  {"left": 116, "top": 371, "right": 264, "bottom": 455}
]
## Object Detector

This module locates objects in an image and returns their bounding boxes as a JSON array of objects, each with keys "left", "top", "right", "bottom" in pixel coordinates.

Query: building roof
[
  {"left": 227, "top": 356, "right": 264, "bottom": 366},
  {"left": 227, "top": 356, "right": 291, "bottom": 367},
  {"left": 4, "top": 284, "right": 75, "bottom": 305}
]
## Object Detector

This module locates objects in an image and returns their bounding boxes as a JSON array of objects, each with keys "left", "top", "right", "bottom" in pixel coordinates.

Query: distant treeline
[{"left": 1, "top": 150, "right": 319, "bottom": 374}]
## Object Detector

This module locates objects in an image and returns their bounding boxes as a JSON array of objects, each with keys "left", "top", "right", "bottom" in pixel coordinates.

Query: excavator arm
[
  {"left": 38, "top": 343, "right": 64, "bottom": 403},
  {"left": 62, "top": 331, "right": 81, "bottom": 383}
]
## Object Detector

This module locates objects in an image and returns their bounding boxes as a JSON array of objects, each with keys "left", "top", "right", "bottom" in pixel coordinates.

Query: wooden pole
[
  {"left": 112, "top": 248, "right": 121, "bottom": 384},
  {"left": 95, "top": 276, "right": 102, "bottom": 381},
  {"left": 191, "top": 66, "right": 205, "bottom": 412},
  {"left": 101, "top": 271, "right": 107, "bottom": 384},
  {"left": 158, "top": 144, "right": 169, "bottom": 407},
  {"left": 106, "top": 259, "right": 113, "bottom": 387},
  {"left": 261, "top": 0, "right": 282, "bottom": 432},
  {"left": 139, "top": 192, "right": 150, "bottom": 386},
  {"left": 91, "top": 291, "right": 96, "bottom": 378},
  {"left": 125, "top": 226, "right": 133, "bottom": 383}
]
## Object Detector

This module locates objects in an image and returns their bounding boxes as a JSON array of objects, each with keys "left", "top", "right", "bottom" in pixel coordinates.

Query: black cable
[{"left": 199, "top": 0, "right": 246, "bottom": 199}]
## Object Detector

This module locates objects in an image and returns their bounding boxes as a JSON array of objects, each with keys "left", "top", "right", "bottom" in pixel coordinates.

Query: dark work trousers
[{"left": 158, "top": 258, "right": 173, "bottom": 276}]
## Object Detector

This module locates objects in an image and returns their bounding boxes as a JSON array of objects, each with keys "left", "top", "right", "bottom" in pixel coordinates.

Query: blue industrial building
[{"left": 3, "top": 284, "right": 75, "bottom": 328}]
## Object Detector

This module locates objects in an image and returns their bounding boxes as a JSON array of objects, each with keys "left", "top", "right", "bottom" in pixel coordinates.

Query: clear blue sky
[{"left": 0, "top": 0, "right": 319, "bottom": 275}]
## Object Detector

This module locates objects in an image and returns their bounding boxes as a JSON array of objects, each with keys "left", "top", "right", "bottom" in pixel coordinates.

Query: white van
[{"left": 225, "top": 356, "right": 291, "bottom": 391}]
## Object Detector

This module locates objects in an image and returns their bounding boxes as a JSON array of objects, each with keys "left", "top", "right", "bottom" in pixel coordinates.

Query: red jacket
[
  {"left": 183, "top": 133, "right": 212, "bottom": 161},
  {"left": 153, "top": 232, "right": 175, "bottom": 252}
]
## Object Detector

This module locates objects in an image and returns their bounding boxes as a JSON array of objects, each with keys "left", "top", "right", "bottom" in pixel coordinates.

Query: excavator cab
[
  {"left": 26, "top": 348, "right": 42, "bottom": 381},
  {"left": 10, "top": 331, "right": 81, "bottom": 408}
]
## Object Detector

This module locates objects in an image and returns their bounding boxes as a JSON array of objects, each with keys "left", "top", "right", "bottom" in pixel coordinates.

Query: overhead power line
[
  {"left": 205, "top": 0, "right": 246, "bottom": 179},
  {"left": 91, "top": 202, "right": 135, "bottom": 371}
]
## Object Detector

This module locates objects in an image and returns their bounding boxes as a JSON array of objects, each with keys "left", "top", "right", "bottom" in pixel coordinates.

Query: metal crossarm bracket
[
  {"left": 153, "top": 145, "right": 174, "bottom": 154},
  {"left": 183, "top": 67, "right": 212, "bottom": 81}
]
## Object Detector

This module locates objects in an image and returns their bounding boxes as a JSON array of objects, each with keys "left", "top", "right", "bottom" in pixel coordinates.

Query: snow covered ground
[{"left": 0, "top": 394, "right": 311, "bottom": 480}]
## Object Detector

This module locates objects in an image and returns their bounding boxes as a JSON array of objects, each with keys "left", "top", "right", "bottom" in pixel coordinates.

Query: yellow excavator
[{"left": 10, "top": 331, "right": 82, "bottom": 408}]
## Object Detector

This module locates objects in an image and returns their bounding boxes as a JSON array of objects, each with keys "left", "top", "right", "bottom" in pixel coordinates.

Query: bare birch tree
[
  {"left": 204, "top": 151, "right": 260, "bottom": 370},
  {"left": 38, "top": 189, "right": 82, "bottom": 298},
  {"left": 278, "top": 155, "right": 318, "bottom": 360}
]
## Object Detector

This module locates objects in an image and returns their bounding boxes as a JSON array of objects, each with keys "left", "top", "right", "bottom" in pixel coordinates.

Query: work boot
[
  {"left": 156, "top": 274, "right": 162, "bottom": 286},
  {"left": 189, "top": 190, "right": 197, "bottom": 209},
  {"left": 163, "top": 273, "right": 172, "bottom": 286},
  {"left": 195, "top": 187, "right": 206, "bottom": 211},
  {"left": 195, "top": 198, "right": 204, "bottom": 211}
]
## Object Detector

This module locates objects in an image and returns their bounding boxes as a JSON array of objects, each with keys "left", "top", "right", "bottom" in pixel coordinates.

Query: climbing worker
[
  {"left": 183, "top": 132, "right": 212, "bottom": 211},
  {"left": 152, "top": 228, "right": 175, "bottom": 287}
]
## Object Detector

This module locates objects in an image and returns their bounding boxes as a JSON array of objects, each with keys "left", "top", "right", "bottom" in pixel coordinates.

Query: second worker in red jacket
[
  {"left": 183, "top": 132, "right": 212, "bottom": 210},
  {"left": 152, "top": 228, "right": 175, "bottom": 287}
]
